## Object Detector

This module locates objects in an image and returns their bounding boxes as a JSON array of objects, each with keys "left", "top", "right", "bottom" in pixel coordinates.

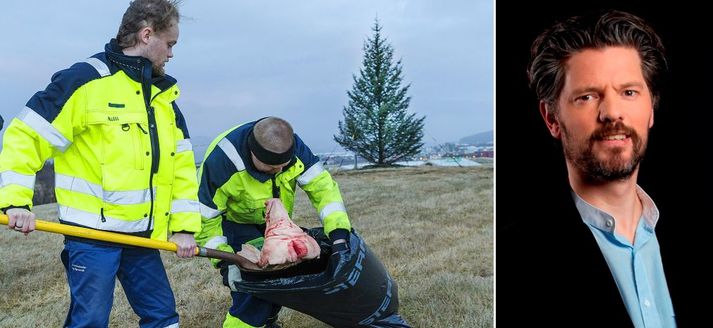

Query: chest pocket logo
[{"left": 108, "top": 102, "right": 126, "bottom": 108}]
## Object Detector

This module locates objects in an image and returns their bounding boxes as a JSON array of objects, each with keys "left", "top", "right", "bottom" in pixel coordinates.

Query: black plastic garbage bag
[{"left": 234, "top": 228, "right": 410, "bottom": 328}]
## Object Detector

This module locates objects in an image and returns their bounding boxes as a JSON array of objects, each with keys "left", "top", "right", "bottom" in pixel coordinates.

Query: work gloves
[
  {"left": 332, "top": 240, "right": 349, "bottom": 253},
  {"left": 329, "top": 228, "right": 350, "bottom": 253},
  {"left": 219, "top": 261, "right": 242, "bottom": 292}
]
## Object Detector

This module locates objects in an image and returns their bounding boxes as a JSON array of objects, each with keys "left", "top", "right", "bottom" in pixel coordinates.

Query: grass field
[{"left": 0, "top": 165, "right": 492, "bottom": 327}]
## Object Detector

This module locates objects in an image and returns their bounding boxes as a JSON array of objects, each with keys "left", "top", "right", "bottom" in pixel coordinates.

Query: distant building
[{"left": 313, "top": 139, "right": 493, "bottom": 171}]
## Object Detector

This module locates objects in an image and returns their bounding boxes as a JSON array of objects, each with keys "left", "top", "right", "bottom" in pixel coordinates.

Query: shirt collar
[{"left": 572, "top": 185, "right": 660, "bottom": 234}]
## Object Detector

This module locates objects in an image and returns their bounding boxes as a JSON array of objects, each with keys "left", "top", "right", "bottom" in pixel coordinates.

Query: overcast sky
[{"left": 0, "top": 0, "right": 492, "bottom": 153}]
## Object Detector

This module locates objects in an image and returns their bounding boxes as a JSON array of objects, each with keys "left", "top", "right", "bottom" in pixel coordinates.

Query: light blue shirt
[{"left": 573, "top": 187, "right": 676, "bottom": 328}]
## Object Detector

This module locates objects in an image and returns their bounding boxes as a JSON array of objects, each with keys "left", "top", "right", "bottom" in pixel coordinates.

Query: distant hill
[{"left": 459, "top": 130, "right": 493, "bottom": 145}]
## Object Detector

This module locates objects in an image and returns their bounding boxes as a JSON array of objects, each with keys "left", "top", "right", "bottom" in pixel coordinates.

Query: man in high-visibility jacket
[
  {"left": 0, "top": 1, "right": 200, "bottom": 327},
  {"left": 196, "top": 117, "right": 352, "bottom": 328}
]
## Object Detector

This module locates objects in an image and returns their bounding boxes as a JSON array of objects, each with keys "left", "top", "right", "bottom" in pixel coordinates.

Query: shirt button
[
  {"left": 605, "top": 219, "right": 613, "bottom": 227},
  {"left": 644, "top": 299, "right": 651, "bottom": 307}
]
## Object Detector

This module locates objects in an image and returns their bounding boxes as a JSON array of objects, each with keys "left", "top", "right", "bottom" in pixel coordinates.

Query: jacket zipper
[
  {"left": 140, "top": 65, "right": 158, "bottom": 232},
  {"left": 142, "top": 68, "right": 174, "bottom": 234},
  {"left": 271, "top": 176, "right": 280, "bottom": 198}
]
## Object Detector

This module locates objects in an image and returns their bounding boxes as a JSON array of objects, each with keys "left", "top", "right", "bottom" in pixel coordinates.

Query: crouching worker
[{"left": 195, "top": 117, "right": 352, "bottom": 328}]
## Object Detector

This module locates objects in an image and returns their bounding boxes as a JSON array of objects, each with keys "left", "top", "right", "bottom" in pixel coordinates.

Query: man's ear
[
  {"left": 138, "top": 26, "right": 153, "bottom": 45},
  {"left": 539, "top": 101, "right": 561, "bottom": 139}
]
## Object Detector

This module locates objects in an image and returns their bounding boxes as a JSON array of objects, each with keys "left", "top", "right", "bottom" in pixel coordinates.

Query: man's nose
[{"left": 598, "top": 95, "right": 624, "bottom": 123}]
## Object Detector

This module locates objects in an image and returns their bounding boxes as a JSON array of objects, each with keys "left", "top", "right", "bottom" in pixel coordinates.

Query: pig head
[{"left": 257, "top": 198, "right": 321, "bottom": 268}]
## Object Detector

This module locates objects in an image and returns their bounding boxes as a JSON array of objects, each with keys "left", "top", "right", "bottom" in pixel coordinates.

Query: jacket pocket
[
  {"left": 87, "top": 111, "right": 148, "bottom": 170},
  {"left": 86, "top": 111, "right": 149, "bottom": 194},
  {"left": 229, "top": 197, "right": 268, "bottom": 224}
]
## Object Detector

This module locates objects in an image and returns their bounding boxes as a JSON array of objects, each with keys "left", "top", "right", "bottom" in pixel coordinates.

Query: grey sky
[{"left": 0, "top": 0, "right": 492, "bottom": 153}]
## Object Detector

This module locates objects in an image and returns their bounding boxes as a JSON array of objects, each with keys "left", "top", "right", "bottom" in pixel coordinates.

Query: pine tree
[{"left": 334, "top": 19, "right": 425, "bottom": 166}]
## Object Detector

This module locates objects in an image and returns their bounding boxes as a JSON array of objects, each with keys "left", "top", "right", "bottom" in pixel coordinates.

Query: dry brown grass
[{"left": 0, "top": 166, "right": 492, "bottom": 327}]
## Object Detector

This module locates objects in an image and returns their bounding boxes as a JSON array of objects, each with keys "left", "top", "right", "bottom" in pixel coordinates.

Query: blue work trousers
[
  {"left": 60, "top": 239, "right": 179, "bottom": 328},
  {"left": 223, "top": 221, "right": 281, "bottom": 327}
]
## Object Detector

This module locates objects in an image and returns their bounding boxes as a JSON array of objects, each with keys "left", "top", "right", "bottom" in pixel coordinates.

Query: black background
[{"left": 496, "top": 0, "right": 712, "bottom": 323}]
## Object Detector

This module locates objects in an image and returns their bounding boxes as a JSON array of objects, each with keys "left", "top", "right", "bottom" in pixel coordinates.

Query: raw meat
[{"left": 237, "top": 198, "right": 321, "bottom": 268}]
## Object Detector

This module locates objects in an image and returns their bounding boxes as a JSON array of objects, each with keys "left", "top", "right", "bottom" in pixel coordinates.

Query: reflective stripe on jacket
[
  {"left": 195, "top": 121, "right": 351, "bottom": 253},
  {"left": 0, "top": 40, "right": 200, "bottom": 240}
]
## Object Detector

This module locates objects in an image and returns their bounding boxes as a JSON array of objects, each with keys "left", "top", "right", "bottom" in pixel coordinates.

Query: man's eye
[
  {"left": 575, "top": 95, "right": 593, "bottom": 102},
  {"left": 623, "top": 90, "right": 639, "bottom": 97}
]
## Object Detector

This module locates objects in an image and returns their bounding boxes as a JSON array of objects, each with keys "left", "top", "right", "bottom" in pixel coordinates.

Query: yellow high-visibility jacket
[
  {"left": 195, "top": 121, "right": 351, "bottom": 261},
  {"left": 0, "top": 40, "right": 201, "bottom": 240}
]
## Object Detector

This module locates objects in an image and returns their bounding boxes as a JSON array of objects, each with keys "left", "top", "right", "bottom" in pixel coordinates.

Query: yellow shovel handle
[
  {"left": 0, "top": 214, "right": 259, "bottom": 270},
  {"left": 1, "top": 214, "right": 185, "bottom": 252}
]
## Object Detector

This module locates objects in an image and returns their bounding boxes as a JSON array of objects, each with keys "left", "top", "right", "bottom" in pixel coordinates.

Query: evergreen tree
[{"left": 335, "top": 19, "right": 425, "bottom": 166}]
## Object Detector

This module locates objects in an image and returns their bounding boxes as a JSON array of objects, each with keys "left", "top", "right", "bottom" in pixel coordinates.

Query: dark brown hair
[
  {"left": 528, "top": 10, "right": 667, "bottom": 112},
  {"left": 116, "top": 0, "right": 181, "bottom": 48}
]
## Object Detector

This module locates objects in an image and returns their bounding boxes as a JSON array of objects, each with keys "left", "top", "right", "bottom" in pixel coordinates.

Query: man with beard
[
  {"left": 0, "top": 1, "right": 200, "bottom": 327},
  {"left": 497, "top": 10, "right": 677, "bottom": 327}
]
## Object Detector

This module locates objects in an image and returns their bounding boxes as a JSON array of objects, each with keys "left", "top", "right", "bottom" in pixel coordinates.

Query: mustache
[{"left": 590, "top": 122, "right": 638, "bottom": 141}]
